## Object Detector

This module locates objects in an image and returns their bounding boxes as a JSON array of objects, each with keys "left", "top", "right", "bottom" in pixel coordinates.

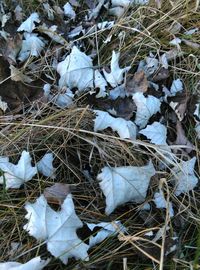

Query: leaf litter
[{"left": 0, "top": 0, "right": 199, "bottom": 269}]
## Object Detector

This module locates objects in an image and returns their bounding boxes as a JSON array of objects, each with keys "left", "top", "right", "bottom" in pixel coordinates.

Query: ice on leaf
[
  {"left": 17, "top": 12, "right": 40, "bottom": 33},
  {"left": 154, "top": 190, "right": 174, "bottom": 217},
  {"left": 139, "top": 122, "right": 167, "bottom": 145},
  {"left": 170, "top": 79, "right": 183, "bottom": 96},
  {"left": 133, "top": 93, "right": 161, "bottom": 129},
  {"left": 103, "top": 51, "right": 131, "bottom": 87},
  {"left": 37, "top": 153, "right": 56, "bottom": 179},
  {"left": 18, "top": 33, "right": 45, "bottom": 62},
  {"left": 0, "top": 151, "right": 37, "bottom": 189},
  {"left": 97, "top": 161, "right": 156, "bottom": 214},
  {"left": 0, "top": 96, "right": 8, "bottom": 112},
  {"left": 63, "top": 3, "right": 76, "bottom": 20},
  {"left": 94, "top": 70, "right": 108, "bottom": 98},
  {"left": 24, "top": 194, "right": 89, "bottom": 264},
  {"left": 87, "top": 221, "right": 126, "bottom": 248},
  {"left": 57, "top": 46, "right": 93, "bottom": 91},
  {"left": 0, "top": 257, "right": 50, "bottom": 270},
  {"left": 171, "top": 157, "right": 198, "bottom": 196},
  {"left": 94, "top": 110, "right": 137, "bottom": 140}
]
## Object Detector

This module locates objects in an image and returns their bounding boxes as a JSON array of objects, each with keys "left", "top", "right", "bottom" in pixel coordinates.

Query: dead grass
[{"left": 0, "top": 0, "right": 200, "bottom": 269}]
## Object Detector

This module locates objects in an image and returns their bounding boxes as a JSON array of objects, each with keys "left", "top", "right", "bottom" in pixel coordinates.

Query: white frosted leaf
[
  {"left": 18, "top": 33, "right": 45, "bottom": 62},
  {"left": 0, "top": 257, "right": 50, "bottom": 270},
  {"left": 195, "top": 122, "right": 200, "bottom": 138},
  {"left": 37, "top": 153, "right": 56, "bottom": 179},
  {"left": 57, "top": 46, "right": 93, "bottom": 91},
  {"left": 94, "top": 70, "right": 108, "bottom": 98},
  {"left": 94, "top": 110, "right": 137, "bottom": 140},
  {"left": 137, "top": 56, "right": 159, "bottom": 77},
  {"left": 0, "top": 151, "right": 37, "bottom": 189},
  {"left": 63, "top": 3, "right": 76, "bottom": 19},
  {"left": 170, "top": 79, "right": 183, "bottom": 96},
  {"left": 108, "top": 7, "right": 125, "bottom": 17},
  {"left": 139, "top": 122, "right": 167, "bottom": 145},
  {"left": 133, "top": 93, "right": 161, "bottom": 129},
  {"left": 0, "top": 96, "right": 8, "bottom": 112},
  {"left": 103, "top": 51, "right": 131, "bottom": 87},
  {"left": 97, "top": 161, "right": 156, "bottom": 214},
  {"left": 169, "top": 37, "right": 182, "bottom": 46},
  {"left": 194, "top": 104, "right": 200, "bottom": 119},
  {"left": 24, "top": 194, "right": 89, "bottom": 264},
  {"left": 109, "top": 85, "right": 126, "bottom": 100},
  {"left": 17, "top": 12, "right": 40, "bottom": 33},
  {"left": 171, "top": 157, "right": 198, "bottom": 196},
  {"left": 154, "top": 190, "right": 174, "bottom": 217},
  {"left": 111, "top": 0, "right": 131, "bottom": 7},
  {"left": 97, "top": 21, "right": 114, "bottom": 30},
  {"left": 87, "top": 221, "right": 126, "bottom": 248}
]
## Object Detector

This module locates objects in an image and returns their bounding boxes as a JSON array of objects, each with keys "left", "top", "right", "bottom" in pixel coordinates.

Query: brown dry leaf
[
  {"left": 153, "top": 68, "right": 169, "bottom": 82},
  {"left": 169, "top": 94, "right": 189, "bottom": 121},
  {"left": 172, "top": 121, "right": 194, "bottom": 154},
  {"left": 10, "top": 65, "right": 33, "bottom": 83},
  {"left": 44, "top": 183, "right": 70, "bottom": 205},
  {"left": 126, "top": 71, "right": 148, "bottom": 95},
  {"left": 2, "top": 34, "right": 22, "bottom": 64}
]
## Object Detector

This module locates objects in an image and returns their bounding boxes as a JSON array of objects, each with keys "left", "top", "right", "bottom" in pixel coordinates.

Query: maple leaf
[
  {"left": 17, "top": 12, "right": 40, "bottom": 33},
  {"left": 37, "top": 153, "right": 56, "bottom": 179},
  {"left": 132, "top": 93, "right": 161, "bottom": 128},
  {"left": 171, "top": 157, "right": 198, "bottom": 196},
  {"left": 0, "top": 151, "right": 37, "bottom": 189},
  {"left": 103, "top": 51, "right": 131, "bottom": 87},
  {"left": 57, "top": 46, "right": 93, "bottom": 91},
  {"left": 94, "top": 110, "right": 137, "bottom": 140},
  {"left": 23, "top": 194, "right": 89, "bottom": 264},
  {"left": 97, "top": 161, "right": 156, "bottom": 214},
  {"left": 139, "top": 122, "right": 167, "bottom": 145}
]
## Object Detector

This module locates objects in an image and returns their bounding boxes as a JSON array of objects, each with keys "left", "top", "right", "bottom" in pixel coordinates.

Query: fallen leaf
[
  {"left": 0, "top": 151, "right": 37, "bottom": 189},
  {"left": 63, "top": 2, "right": 76, "bottom": 19},
  {"left": 111, "top": 0, "right": 131, "bottom": 8},
  {"left": 17, "top": 12, "right": 40, "bottom": 33},
  {"left": 132, "top": 93, "right": 161, "bottom": 128},
  {"left": 24, "top": 194, "right": 89, "bottom": 264},
  {"left": 0, "top": 96, "right": 8, "bottom": 112},
  {"left": 10, "top": 65, "right": 33, "bottom": 83},
  {"left": 169, "top": 37, "right": 182, "bottom": 46},
  {"left": 172, "top": 121, "right": 194, "bottom": 154},
  {"left": 44, "top": 183, "right": 70, "bottom": 205},
  {"left": 57, "top": 46, "right": 93, "bottom": 91},
  {"left": 139, "top": 122, "right": 167, "bottom": 145},
  {"left": 108, "top": 7, "right": 125, "bottom": 17},
  {"left": 169, "top": 95, "right": 189, "bottom": 121},
  {"left": 94, "top": 70, "right": 108, "bottom": 98},
  {"left": 97, "top": 160, "right": 156, "bottom": 214},
  {"left": 94, "top": 110, "right": 137, "bottom": 140},
  {"left": 37, "top": 152, "right": 56, "bottom": 179},
  {"left": 170, "top": 79, "right": 183, "bottom": 96},
  {"left": 14, "top": 5, "right": 23, "bottom": 22},
  {"left": 89, "top": 0, "right": 106, "bottom": 20},
  {"left": 103, "top": 51, "right": 131, "bottom": 87},
  {"left": 87, "top": 221, "right": 126, "bottom": 248},
  {"left": 153, "top": 190, "right": 174, "bottom": 217},
  {"left": 171, "top": 157, "right": 198, "bottom": 196},
  {"left": 152, "top": 68, "right": 169, "bottom": 82},
  {"left": 137, "top": 55, "right": 159, "bottom": 77},
  {"left": 18, "top": 33, "right": 46, "bottom": 62},
  {"left": 182, "top": 39, "right": 200, "bottom": 50},
  {"left": 38, "top": 24, "right": 66, "bottom": 45},
  {"left": 126, "top": 71, "right": 148, "bottom": 95},
  {"left": 0, "top": 257, "right": 50, "bottom": 270}
]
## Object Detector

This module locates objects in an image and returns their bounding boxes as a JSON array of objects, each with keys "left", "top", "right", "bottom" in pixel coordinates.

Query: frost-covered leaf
[
  {"left": 10, "top": 65, "right": 33, "bottom": 83},
  {"left": 38, "top": 24, "right": 65, "bottom": 45},
  {"left": 94, "top": 110, "right": 137, "bottom": 140},
  {"left": 111, "top": 0, "right": 131, "bottom": 7},
  {"left": 109, "top": 85, "right": 126, "bottom": 100},
  {"left": 170, "top": 79, "right": 183, "bottom": 96},
  {"left": 57, "top": 46, "right": 93, "bottom": 91},
  {"left": 0, "top": 257, "right": 50, "bottom": 270},
  {"left": 137, "top": 55, "right": 159, "bottom": 77},
  {"left": 171, "top": 157, "right": 198, "bottom": 196},
  {"left": 14, "top": 5, "right": 23, "bottom": 22},
  {"left": 108, "top": 7, "right": 125, "bottom": 17},
  {"left": 139, "top": 122, "right": 167, "bottom": 145},
  {"left": 0, "top": 151, "right": 37, "bottom": 189},
  {"left": 87, "top": 221, "right": 126, "bottom": 248},
  {"left": 154, "top": 190, "right": 174, "bottom": 217},
  {"left": 133, "top": 93, "right": 161, "bottom": 128},
  {"left": 63, "top": 3, "right": 76, "bottom": 19},
  {"left": 94, "top": 70, "right": 108, "bottom": 98},
  {"left": 97, "top": 21, "right": 115, "bottom": 30},
  {"left": 37, "top": 153, "right": 55, "bottom": 179},
  {"left": 44, "top": 183, "right": 70, "bottom": 205},
  {"left": 169, "top": 37, "right": 182, "bottom": 46},
  {"left": 89, "top": 0, "right": 106, "bottom": 20},
  {"left": 195, "top": 123, "right": 200, "bottom": 139},
  {"left": 18, "top": 33, "right": 45, "bottom": 62},
  {"left": 24, "top": 194, "right": 89, "bottom": 264},
  {"left": 17, "top": 12, "right": 40, "bottom": 33},
  {"left": 0, "top": 96, "right": 8, "bottom": 112},
  {"left": 97, "top": 161, "right": 156, "bottom": 214},
  {"left": 103, "top": 51, "right": 131, "bottom": 87}
]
